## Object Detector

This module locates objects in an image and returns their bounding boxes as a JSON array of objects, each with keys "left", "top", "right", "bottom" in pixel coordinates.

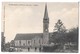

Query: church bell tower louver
[{"left": 43, "top": 4, "right": 49, "bottom": 45}]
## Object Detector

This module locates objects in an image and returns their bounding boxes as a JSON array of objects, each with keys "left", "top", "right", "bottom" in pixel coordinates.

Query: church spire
[
  {"left": 43, "top": 3, "right": 49, "bottom": 45},
  {"left": 44, "top": 4, "right": 49, "bottom": 19}
]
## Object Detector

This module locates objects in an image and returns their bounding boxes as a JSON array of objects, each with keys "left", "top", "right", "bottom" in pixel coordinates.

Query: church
[{"left": 14, "top": 4, "right": 52, "bottom": 52}]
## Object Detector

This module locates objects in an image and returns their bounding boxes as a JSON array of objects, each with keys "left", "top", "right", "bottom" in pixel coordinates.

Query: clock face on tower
[{"left": 44, "top": 23, "right": 49, "bottom": 32}]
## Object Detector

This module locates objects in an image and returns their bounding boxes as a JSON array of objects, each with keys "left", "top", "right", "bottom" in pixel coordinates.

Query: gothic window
[
  {"left": 15, "top": 41, "right": 17, "bottom": 46},
  {"left": 23, "top": 43, "right": 25, "bottom": 46},
  {"left": 27, "top": 40, "right": 31, "bottom": 45},
  {"left": 28, "top": 41, "right": 30, "bottom": 44},
  {"left": 17, "top": 40, "right": 19, "bottom": 46}
]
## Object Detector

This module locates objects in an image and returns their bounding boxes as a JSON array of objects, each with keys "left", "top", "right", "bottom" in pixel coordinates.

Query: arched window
[
  {"left": 28, "top": 41, "right": 30, "bottom": 44},
  {"left": 23, "top": 43, "right": 25, "bottom": 46},
  {"left": 19, "top": 41, "right": 21, "bottom": 46},
  {"left": 27, "top": 40, "right": 31, "bottom": 46}
]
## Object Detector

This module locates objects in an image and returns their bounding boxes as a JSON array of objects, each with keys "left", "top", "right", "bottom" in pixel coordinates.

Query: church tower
[{"left": 43, "top": 4, "right": 49, "bottom": 45}]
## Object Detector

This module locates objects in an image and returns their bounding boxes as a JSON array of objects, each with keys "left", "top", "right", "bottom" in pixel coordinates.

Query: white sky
[{"left": 2, "top": 2, "right": 78, "bottom": 43}]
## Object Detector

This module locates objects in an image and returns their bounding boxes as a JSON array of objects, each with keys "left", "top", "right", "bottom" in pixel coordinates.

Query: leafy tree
[
  {"left": 54, "top": 19, "right": 66, "bottom": 33},
  {"left": 10, "top": 40, "right": 15, "bottom": 47},
  {"left": 1, "top": 32, "right": 5, "bottom": 51},
  {"left": 65, "top": 27, "right": 78, "bottom": 50},
  {"left": 50, "top": 19, "right": 67, "bottom": 44},
  {"left": 66, "top": 27, "right": 78, "bottom": 43}
]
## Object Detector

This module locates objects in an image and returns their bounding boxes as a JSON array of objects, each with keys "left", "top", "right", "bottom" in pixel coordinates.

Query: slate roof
[
  {"left": 14, "top": 32, "right": 53, "bottom": 40},
  {"left": 14, "top": 33, "right": 43, "bottom": 40}
]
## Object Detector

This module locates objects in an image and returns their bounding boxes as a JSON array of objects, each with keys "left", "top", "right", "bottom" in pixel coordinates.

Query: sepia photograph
[{"left": 1, "top": 2, "right": 79, "bottom": 52}]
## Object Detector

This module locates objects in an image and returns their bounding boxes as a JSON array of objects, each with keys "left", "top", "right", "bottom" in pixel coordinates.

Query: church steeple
[
  {"left": 43, "top": 4, "right": 49, "bottom": 45},
  {"left": 44, "top": 4, "right": 49, "bottom": 20}
]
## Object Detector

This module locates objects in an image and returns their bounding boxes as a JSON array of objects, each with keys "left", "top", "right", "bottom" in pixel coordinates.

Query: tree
[
  {"left": 50, "top": 19, "right": 67, "bottom": 44},
  {"left": 10, "top": 40, "right": 15, "bottom": 47},
  {"left": 65, "top": 27, "right": 78, "bottom": 50},
  {"left": 1, "top": 32, "right": 5, "bottom": 51},
  {"left": 66, "top": 27, "right": 78, "bottom": 43},
  {"left": 5, "top": 42, "right": 10, "bottom": 51},
  {"left": 54, "top": 19, "right": 66, "bottom": 33}
]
